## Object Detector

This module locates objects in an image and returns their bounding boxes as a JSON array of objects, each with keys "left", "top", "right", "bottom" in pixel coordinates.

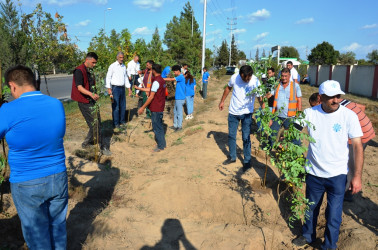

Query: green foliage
[
  {"left": 367, "top": 49, "right": 378, "bottom": 65},
  {"left": 308, "top": 41, "right": 340, "bottom": 65},
  {"left": 147, "top": 27, "right": 163, "bottom": 64},
  {"left": 164, "top": 2, "right": 202, "bottom": 72},
  {"left": 133, "top": 38, "right": 148, "bottom": 65},
  {"left": 216, "top": 40, "right": 229, "bottom": 66},
  {"left": 280, "top": 46, "right": 300, "bottom": 60},
  {"left": 213, "top": 67, "right": 226, "bottom": 79},
  {"left": 0, "top": 153, "right": 6, "bottom": 184},
  {"left": 231, "top": 34, "right": 238, "bottom": 65},
  {"left": 357, "top": 59, "right": 373, "bottom": 65},
  {"left": 255, "top": 48, "right": 259, "bottom": 61},
  {"left": 338, "top": 51, "right": 356, "bottom": 65},
  {"left": 248, "top": 56, "right": 315, "bottom": 226},
  {"left": 298, "top": 65, "right": 308, "bottom": 78}
]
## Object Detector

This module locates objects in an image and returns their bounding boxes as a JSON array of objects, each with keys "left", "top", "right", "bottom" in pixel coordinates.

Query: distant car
[{"left": 226, "top": 66, "right": 236, "bottom": 75}]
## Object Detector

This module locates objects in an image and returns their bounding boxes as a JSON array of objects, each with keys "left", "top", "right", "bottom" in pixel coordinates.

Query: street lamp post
[{"left": 104, "top": 7, "right": 112, "bottom": 35}]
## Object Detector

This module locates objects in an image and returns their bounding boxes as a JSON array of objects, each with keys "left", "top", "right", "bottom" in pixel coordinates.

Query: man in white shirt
[
  {"left": 106, "top": 52, "right": 131, "bottom": 130},
  {"left": 127, "top": 55, "right": 141, "bottom": 96},
  {"left": 218, "top": 65, "right": 263, "bottom": 171},
  {"left": 292, "top": 80, "right": 363, "bottom": 250},
  {"left": 287, "top": 61, "right": 299, "bottom": 84}
]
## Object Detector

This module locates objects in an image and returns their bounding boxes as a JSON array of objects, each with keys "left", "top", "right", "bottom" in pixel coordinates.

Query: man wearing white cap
[{"left": 292, "top": 80, "right": 363, "bottom": 250}]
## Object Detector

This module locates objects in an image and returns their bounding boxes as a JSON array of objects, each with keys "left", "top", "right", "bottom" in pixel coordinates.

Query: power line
[{"left": 227, "top": 17, "right": 237, "bottom": 66}]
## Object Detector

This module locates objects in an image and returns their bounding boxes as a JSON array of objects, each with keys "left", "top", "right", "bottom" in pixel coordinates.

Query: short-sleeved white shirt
[
  {"left": 228, "top": 74, "right": 260, "bottom": 115},
  {"left": 290, "top": 67, "right": 299, "bottom": 82},
  {"left": 303, "top": 105, "right": 363, "bottom": 178},
  {"left": 151, "top": 81, "right": 159, "bottom": 92}
]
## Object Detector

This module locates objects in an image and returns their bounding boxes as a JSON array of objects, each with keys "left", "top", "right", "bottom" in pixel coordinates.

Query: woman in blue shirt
[{"left": 184, "top": 71, "right": 196, "bottom": 120}]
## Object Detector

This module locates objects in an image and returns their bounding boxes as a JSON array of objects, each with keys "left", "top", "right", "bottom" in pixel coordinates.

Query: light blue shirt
[{"left": 275, "top": 81, "right": 302, "bottom": 118}]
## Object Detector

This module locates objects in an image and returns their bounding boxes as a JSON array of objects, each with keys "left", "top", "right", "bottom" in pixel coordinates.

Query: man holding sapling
[
  {"left": 71, "top": 52, "right": 111, "bottom": 155},
  {"left": 292, "top": 80, "right": 363, "bottom": 250},
  {"left": 218, "top": 65, "right": 263, "bottom": 171},
  {"left": 0, "top": 65, "right": 68, "bottom": 249}
]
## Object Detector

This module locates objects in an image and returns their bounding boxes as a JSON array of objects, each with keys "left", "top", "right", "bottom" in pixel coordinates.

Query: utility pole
[
  {"left": 201, "top": 0, "right": 207, "bottom": 76},
  {"left": 227, "top": 18, "right": 237, "bottom": 66}
]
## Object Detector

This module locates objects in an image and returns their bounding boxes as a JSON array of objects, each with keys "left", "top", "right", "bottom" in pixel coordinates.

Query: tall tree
[
  {"left": 262, "top": 49, "right": 266, "bottom": 58},
  {"left": 132, "top": 38, "right": 148, "bottom": 66},
  {"left": 230, "top": 34, "right": 238, "bottom": 65},
  {"left": 308, "top": 41, "right": 339, "bottom": 65},
  {"left": 367, "top": 49, "right": 378, "bottom": 64},
  {"left": 147, "top": 27, "right": 163, "bottom": 64},
  {"left": 255, "top": 48, "right": 259, "bottom": 61},
  {"left": 280, "top": 46, "right": 300, "bottom": 59},
  {"left": 0, "top": 0, "right": 28, "bottom": 70},
  {"left": 216, "top": 40, "right": 229, "bottom": 66},
  {"left": 338, "top": 51, "right": 356, "bottom": 65},
  {"left": 164, "top": 2, "right": 202, "bottom": 72}
]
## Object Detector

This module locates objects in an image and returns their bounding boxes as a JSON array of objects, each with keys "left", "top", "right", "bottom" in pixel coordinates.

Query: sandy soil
[{"left": 1, "top": 75, "right": 377, "bottom": 250}]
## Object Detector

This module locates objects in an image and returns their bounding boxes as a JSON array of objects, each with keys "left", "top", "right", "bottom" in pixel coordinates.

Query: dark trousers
[
  {"left": 78, "top": 102, "right": 103, "bottom": 148},
  {"left": 151, "top": 112, "right": 166, "bottom": 149},
  {"left": 202, "top": 82, "right": 208, "bottom": 99},
  {"left": 302, "top": 174, "right": 347, "bottom": 249},
  {"left": 130, "top": 75, "right": 139, "bottom": 92},
  {"left": 111, "top": 85, "right": 126, "bottom": 127}
]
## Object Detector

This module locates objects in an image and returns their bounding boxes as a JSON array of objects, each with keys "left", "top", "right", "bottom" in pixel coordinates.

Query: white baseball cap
[
  {"left": 319, "top": 80, "right": 345, "bottom": 96},
  {"left": 262, "top": 74, "right": 267, "bottom": 79}
]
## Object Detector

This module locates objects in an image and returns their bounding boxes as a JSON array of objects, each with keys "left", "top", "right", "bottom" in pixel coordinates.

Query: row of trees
[
  {"left": 253, "top": 44, "right": 377, "bottom": 66},
  {"left": 0, "top": 0, "right": 82, "bottom": 75},
  {"left": 215, "top": 35, "right": 246, "bottom": 66}
]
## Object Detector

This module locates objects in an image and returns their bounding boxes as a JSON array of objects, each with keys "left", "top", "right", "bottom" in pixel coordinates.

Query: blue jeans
[
  {"left": 185, "top": 96, "right": 194, "bottom": 115},
  {"left": 151, "top": 112, "right": 166, "bottom": 149},
  {"left": 269, "top": 116, "right": 301, "bottom": 147},
  {"left": 228, "top": 113, "right": 252, "bottom": 164},
  {"left": 202, "top": 82, "right": 208, "bottom": 99},
  {"left": 111, "top": 85, "right": 126, "bottom": 127},
  {"left": 302, "top": 174, "right": 347, "bottom": 250},
  {"left": 11, "top": 171, "right": 68, "bottom": 250},
  {"left": 174, "top": 99, "right": 185, "bottom": 128}
]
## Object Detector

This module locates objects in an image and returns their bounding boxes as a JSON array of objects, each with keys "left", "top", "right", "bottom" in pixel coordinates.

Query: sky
[{"left": 16, "top": 0, "right": 378, "bottom": 60}]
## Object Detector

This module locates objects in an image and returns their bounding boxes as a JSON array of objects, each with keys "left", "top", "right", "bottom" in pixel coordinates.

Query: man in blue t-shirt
[
  {"left": 168, "top": 65, "right": 186, "bottom": 131},
  {"left": 201, "top": 67, "right": 210, "bottom": 99},
  {"left": 0, "top": 65, "right": 68, "bottom": 249}
]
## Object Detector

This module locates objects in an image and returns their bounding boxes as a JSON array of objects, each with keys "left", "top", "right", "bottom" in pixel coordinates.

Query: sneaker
[
  {"left": 101, "top": 148, "right": 112, "bottom": 156},
  {"left": 169, "top": 126, "right": 177, "bottom": 130},
  {"left": 152, "top": 147, "right": 163, "bottom": 152},
  {"left": 189, "top": 114, "right": 194, "bottom": 119},
  {"left": 185, "top": 115, "right": 190, "bottom": 120},
  {"left": 222, "top": 157, "right": 236, "bottom": 165},
  {"left": 292, "top": 236, "right": 310, "bottom": 247},
  {"left": 242, "top": 162, "right": 251, "bottom": 172},
  {"left": 174, "top": 127, "right": 182, "bottom": 132}
]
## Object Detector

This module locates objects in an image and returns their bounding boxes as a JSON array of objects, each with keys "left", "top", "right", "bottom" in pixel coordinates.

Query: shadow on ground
[{"left": 140, "top": 218, "right": 197, "bottom": 250}]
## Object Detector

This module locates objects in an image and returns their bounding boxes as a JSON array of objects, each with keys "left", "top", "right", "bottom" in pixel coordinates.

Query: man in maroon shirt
[{"left": 137, "top": 64, "right": 166, "bottom": 152}]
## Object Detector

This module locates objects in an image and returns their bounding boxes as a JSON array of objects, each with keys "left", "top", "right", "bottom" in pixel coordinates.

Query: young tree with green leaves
[
  {"left": 338, "top": 51, "right": 356, "bottom": 65},
  {"left": 216, "top": 40, "right": 229, "bottom": 66},
  {"left": 367, "top": 49, "right": 378, "bottom": 65},
  {"left": 148, "top": 27, "right": 163, "bottom": 64}
]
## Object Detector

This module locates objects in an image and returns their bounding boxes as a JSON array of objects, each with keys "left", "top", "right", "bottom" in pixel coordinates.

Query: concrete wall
[
  {"left": 332, "top": 66, "right": 348, "bottom": 91},
  {"left": 306, "top": 65, "right": 377, "bottom": 98},
  {"left": 318, "top": 65, "right": 331, "bottom": 85},
  {"left": 308, "top": 65, "right": 318, "bottom": 86},
  {"left": 349, "top": 66, "right": 375, "bottom": 97}
]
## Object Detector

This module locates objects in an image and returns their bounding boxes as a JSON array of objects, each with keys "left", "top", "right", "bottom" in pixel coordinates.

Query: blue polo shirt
[
  {"left": 185, "top": 79, "right": 196, "bottom": 97},
  {"left": 0, "top": 91, "right": 66, "bottom": 183},
  {"left": 202, "top": 72, "right": 210, "bottom": 83},
  {"left": 175, "top": 74, "right": 186, "bottom": 100},
  {"left": 161, "top": 66, "right": 171, "bottom": 78}
]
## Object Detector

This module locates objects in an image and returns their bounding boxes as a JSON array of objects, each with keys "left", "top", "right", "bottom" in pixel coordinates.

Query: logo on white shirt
[{"left": 333, "top": 123, "right": 342, "bottom": 132}]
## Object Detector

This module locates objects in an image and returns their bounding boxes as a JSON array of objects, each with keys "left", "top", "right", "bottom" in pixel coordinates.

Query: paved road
[
  {"left": 6, "top": 75, "right": 73, "bottom": 102},
  {"left": 39, "top": 75, "right": 72, "bottom": 101}
]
